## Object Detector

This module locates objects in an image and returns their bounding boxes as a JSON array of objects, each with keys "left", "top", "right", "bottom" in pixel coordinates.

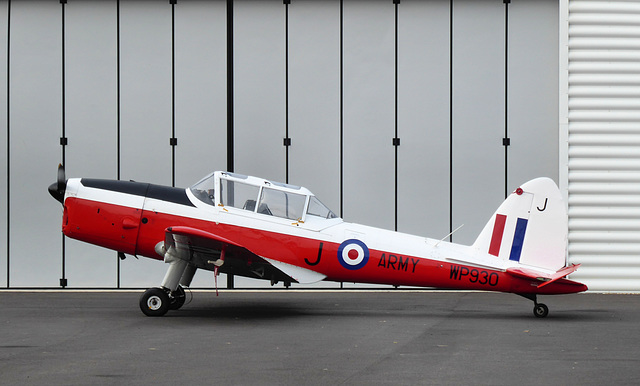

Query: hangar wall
[
  {"left": 563, "top": 0, "right": 640, "bottom": 291},
  {"left": 0, "top": 0, "right": 561, "bottom": 289}
]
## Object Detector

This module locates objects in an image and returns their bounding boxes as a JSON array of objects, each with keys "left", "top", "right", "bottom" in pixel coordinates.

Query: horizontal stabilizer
[
  {"left": 445, "top": 256, "right": 506, "bottom": 271},
  {"left": 506, "top": 264, "right": 581, "bottom": 288}
]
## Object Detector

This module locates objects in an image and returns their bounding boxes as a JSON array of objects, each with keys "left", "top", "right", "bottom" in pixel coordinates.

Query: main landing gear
[
  {"left": 139, "top": 286, "right": 187, "bottom": 317},
  {"left": 519, "top": 294, "right": 549, "bottom": 318},
  {"left": 139, "top": 247, "right": 198, "bottom": 316}
]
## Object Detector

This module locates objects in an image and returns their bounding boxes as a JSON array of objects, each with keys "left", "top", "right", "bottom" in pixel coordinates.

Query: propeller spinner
[{"left": 48, "top": 164, "right": 67, "bottom": 204}]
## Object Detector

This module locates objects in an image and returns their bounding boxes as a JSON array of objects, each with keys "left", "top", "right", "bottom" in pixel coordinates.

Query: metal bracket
[
  {"left": 170, "top": 137, "right": 178, "bottom": 146},
  {"left": 392, "top": 137, "right": 401, "bottom": 147},
  {"left": 503, "top": 137, "right": 511, "bottom": 147},
  {"left": 283, "top": 137, "right": 292, "bottom": 147},
  {"left": 60, "top": 137, "right": 68, "bottom": 146}
]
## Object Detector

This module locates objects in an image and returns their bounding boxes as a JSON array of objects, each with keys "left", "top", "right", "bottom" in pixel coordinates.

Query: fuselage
[{"left": 60, "top": 175, "right": 586, "bottom": 296}]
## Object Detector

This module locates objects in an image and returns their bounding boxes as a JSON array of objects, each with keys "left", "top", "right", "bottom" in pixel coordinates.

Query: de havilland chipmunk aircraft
[{"left": 48, "top": 166, "right": 587, "bottom": 317}]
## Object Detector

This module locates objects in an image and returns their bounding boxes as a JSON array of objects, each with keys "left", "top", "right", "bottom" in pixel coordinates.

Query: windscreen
[
  {"left": 307, "top": 196, "right": 337, "bottom": 219},
  {"left": 189, "top": 174, "right": 215, "bottom": 206}
]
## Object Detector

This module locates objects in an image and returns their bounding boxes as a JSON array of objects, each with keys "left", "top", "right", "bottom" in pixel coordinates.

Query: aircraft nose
[{"left": 48, "top": 164, "right": 67, "bottom": 204}]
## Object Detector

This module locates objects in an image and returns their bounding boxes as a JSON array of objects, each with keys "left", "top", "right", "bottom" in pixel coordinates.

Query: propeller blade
[
  {"left": 48, "top": 164, "right": 66, "bottom": 204},
  {"left": 57, "top": 163, "right": 66, "bottom": 192}
]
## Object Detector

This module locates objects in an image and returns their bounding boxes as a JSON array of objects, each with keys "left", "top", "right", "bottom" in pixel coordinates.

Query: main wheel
[
  {"left": 533, "top": 303, "right": 549, "bottom": 318},
  {"left": 140, "top": 287, "right": 170, "bottom": 317},
  {"left": 169, "top": 285, "right": 186, "bottom": 310}
]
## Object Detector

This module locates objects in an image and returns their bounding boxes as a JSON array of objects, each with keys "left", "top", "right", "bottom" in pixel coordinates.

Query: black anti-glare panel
[{"left": 81, "top": 179, "right": 194, "bottom": 207}]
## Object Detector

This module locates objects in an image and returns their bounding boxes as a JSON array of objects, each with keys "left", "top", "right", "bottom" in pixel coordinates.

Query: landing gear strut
[
  {"left": 518, "top": 294, "right": 549, "bottom": 318},
  {"left": 169, "top": 285, "right": 186, "bottom": 310}
]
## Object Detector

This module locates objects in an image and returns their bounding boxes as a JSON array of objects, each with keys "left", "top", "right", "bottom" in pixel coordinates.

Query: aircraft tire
[
  {"left": 169, "top": 286, "right": 186, "bottom": 310},
  {"left": 140, "top": 287, "right": 170, "bottom": 317},
  {"left": 533, "top": 303, "right": 549, "bottom": 318}
]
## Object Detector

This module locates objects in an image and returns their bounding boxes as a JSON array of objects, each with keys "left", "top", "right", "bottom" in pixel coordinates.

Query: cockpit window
[
  {"left": 189, "top": 174, "right": 216, "bottom": 206},
  {"left": 307, "top": 196, "right": 337, "bottom": 219},
  {"left": 219, "top": 178, "right": 260, "bottom": 211},
  {"left": 258, "top": 187, "right": 306, "bottom": 220}
]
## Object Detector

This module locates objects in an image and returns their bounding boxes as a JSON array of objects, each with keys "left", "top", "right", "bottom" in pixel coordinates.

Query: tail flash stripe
[
  {"left": 509, "top": 218, "right": 528, "bottom": 262},
  {"left": 489, "top": 214, "right": 507, "bottom": 256}
]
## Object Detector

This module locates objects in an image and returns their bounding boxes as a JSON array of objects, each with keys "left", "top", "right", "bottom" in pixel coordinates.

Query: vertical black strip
[
  {"left": 226, "top": 0, "right": 234, "bottom": 289},
  {"left": 394, "top": 0, "right": 398, "bottom": 232},
  {"left": 449, "top": 0, "right": 454, "bottom": 241},
  {"left": 339, "top": 0, "right": 345, "bottom": 289},
  {"left": 226, "top": 0, "right": 234, "bottom": 174},
  {"left": 284, "top": 1, "right": 289, "bottom": 184},
  {"left": 6, "top": 0, "right": 10, "bottom": 288},
  {"left": 339, "top": 0, "right": 343, "bottom": 218},
  {"left": 61, "top": 2, "right": 66, "bottom": 166},
  {"left": 171, "top": 1, "right": 176, "bottom": 187},
  {"left": 116, "top": 0, "right": 121, "bottom": 181},
  {"left": 60, "top": 0, "right": 66, "bottom": 288},
  {"left": 116, "top": 0, "right": 121, "bottom": 288},
  {"left": 504, "top": 1, "right": 509, "bottom": 198}
]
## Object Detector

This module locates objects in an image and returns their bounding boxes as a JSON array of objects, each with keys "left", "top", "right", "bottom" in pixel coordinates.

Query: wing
[{"left": 163, "top": 226, "right": 326, "bottom": 284}]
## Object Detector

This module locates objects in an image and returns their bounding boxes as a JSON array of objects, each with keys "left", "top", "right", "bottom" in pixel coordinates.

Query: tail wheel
[
  {"left": 533, "top": 303, "right": 549, "bottom": 318},
  {"left": 140, "top": 287, "right": 170, "bottom": 317}
]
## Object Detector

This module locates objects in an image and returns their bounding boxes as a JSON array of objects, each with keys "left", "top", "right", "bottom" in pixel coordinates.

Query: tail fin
[{"left": 472, "top": 178, "right": 568, "bottom": 271}]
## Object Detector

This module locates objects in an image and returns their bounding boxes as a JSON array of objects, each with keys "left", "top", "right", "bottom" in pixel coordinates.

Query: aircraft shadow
[
  {"left": 164, "top": 302, "right": 612, "bottom": 322},
  {"left": 168, "top": 303, "right": 312, "bottom": 320}
]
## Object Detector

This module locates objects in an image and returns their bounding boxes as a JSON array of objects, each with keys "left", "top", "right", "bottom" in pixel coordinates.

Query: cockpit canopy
[{"left": 189, "top": 172, "right": 338, "bottom": 222}]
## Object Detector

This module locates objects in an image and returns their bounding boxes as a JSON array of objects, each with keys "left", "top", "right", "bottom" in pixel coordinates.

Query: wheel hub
[{"left": 147, "top": 295, "right": 162, "bottom": 311}]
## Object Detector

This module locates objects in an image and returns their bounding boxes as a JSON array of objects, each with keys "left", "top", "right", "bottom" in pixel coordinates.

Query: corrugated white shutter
[{"left": 566, "top": 0, "right": 640, "bottom": 290}]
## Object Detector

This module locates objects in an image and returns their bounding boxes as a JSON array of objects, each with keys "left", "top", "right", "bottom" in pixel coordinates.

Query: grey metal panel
[
  {"left": 396, "top": 0, "right": 450, "bottom": 238},
  {"left": 0, "top": 1, "right": 6, "bottom": 285},
  {"left": 507, "top": 0, "right": 559, "bottom": 189},
  {"left": 174, "top": 0, "right": 227, "bottom": 288},
  {"left": 231, "top": 0, "right": 286, "bottom": 288},
  {"left": 9, "top": 1, "right": 62, "bottom": 286},
  {"left": 119, "top": 0, "right": 172, "bottom": 186},
  {"left": 286, "top": 0, "right": 341, "bottom": 289},
  {"left": 342, "top": 0, "right": 395, "bottom": 230},
  {"left": 174, "top": 0, "right": 227, "bottom": 190},
  {"left": 234, "top": 0, "right": 286, "bottom": 183},
  {"left": 64, "top": 0, "right": 118, "bottom": 288},
  {"left": 287, "top": 0, "right": 341, "bottom": 216},
  {"left": 119, "top": 0, "right": 173, "bottom": 288},
  {"left": 452, "top": 0, "right": 505, "bottom": 245}
]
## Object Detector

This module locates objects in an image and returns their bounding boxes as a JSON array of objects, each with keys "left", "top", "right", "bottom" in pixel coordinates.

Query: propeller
[{"left": 48, "top": 164, "right": 67, "bottom": 204}]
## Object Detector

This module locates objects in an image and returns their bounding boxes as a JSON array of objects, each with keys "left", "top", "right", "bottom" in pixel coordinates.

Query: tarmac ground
[{"left": 0, "top": 290, "right": 638, "bottom": 385}]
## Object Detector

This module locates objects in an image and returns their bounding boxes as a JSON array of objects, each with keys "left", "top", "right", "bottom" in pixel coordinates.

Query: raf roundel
[{"left": 337, "top": 239, "right": 370, "bottom": 270}]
